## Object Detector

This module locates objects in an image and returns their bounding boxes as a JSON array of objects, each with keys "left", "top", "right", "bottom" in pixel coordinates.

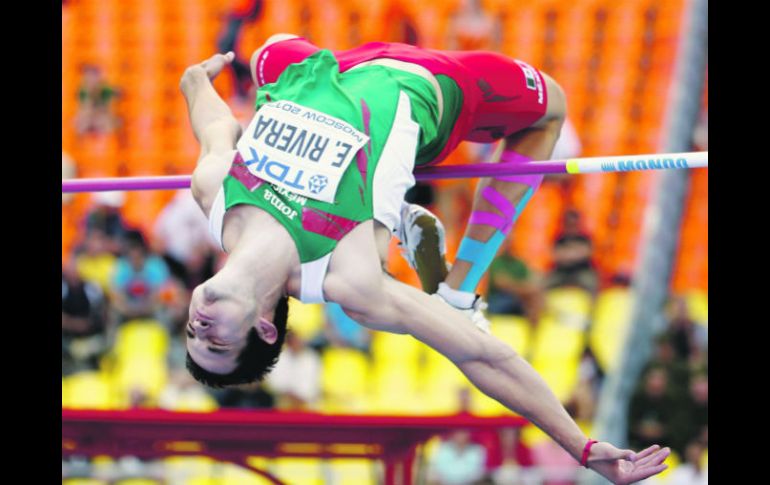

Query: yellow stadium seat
[
  {"left": 112, "top": 320, "right": 169, "bottom": 361},
  {"left": 543, "top": 288, "right": 593, "bottom": 330},
  {"left": 489, "top": 314, "right": 532, "bottom": 357},
  {"left": 89, "top": 456, "right": 115, "bottom": 479},
  {"left": 112, "top": 479, "right": 161, "bottom": 485},
  {"left": 686, "top": 291, "right": 708, "bottom": 326},
  {"left": 269, "top": 458, "right": 324, "bottom": 485},
  {"left": 370, "top": 330, "right": 422, "bottom": 365},
  {"left": 320, "top": 348, "right": 370, "bottom": 412},
  {"left": 287, "top": 299, "right": 325, "bottom": 341},
  {"left": 76, "top": 254, "right": 117, "bottom": 293},
  {"left": 159, "top": 386, "right": 219, "bottom": 412},
  {"left": 420, "top": 348, "right": 469, "bottom": 414},
  {"left": 112, "top": 356, "right": 168, "bottom": 406},
  {"left": 520, "top": 423, "right": 549, "bottom": 448},
  {"left": 590, "top": 288, "right": 633, "bottom": 372},
  {"left": 63, "top": 479, "right": 108, "bottom": 485},
  {"left": 369, "top": 360, "right": 422, "bottom": 414},
  {"left": 469, "top": 384, "right": 511, "bottom": 416},
  {"left": 217, "top": 461, "right": 274, "bottom": 484},
  {"left": 530, "top": 357, "right": 580, "bottom": 404},
  {"left": 653, "top": 449, "right": 681, "bottom": 480},
  {"left": 530, "top": 315, "right": 585, "bottom": 363},
  {"left": 326, "top": 459, "right": 377, "bottom": 485},
  {"left": 162, "top": 456, "right": 215, "bottom": 483},
  {"left": 62, "top": 371, "right": 116, "bottom": 409}
]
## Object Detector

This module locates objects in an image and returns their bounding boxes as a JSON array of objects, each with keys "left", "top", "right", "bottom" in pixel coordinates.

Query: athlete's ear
[{"left": 255, "top": 317, "right": 278, "bottom": 344}]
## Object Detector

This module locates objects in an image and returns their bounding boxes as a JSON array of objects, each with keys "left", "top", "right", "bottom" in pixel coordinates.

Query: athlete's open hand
[{"left": 587, "top": 442, "right": 670, "bottom": 485}]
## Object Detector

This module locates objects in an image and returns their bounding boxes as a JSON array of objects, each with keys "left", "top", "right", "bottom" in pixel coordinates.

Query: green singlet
[{"left": 208, "top": 49, "right": 462, "bottom": 302}]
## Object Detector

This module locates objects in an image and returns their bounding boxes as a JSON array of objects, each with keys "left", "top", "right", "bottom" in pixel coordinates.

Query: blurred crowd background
[{"left": 62, "top": 0, "right": 708, "bottom": 483}]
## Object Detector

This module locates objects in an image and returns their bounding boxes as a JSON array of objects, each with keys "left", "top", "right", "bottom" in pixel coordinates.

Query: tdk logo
[
  {"left": 243, "top": 147, "right": 308, "bottom": 191},
  {"left": 601, "top": 158, "right": 689, "bottom": 172}
]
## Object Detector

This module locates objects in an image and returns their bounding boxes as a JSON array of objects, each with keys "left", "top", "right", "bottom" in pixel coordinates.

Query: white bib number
[{"left": 236, "top": 100, "right": 370, "bottom": 203}]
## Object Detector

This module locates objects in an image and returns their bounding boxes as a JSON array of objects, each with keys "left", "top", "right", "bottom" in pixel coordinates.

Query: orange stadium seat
[
  {"left": 257, "top": 0, "right": 303, "bottom": 41},
  {"left": 511, "top": 182, "right": 563, "bottom": 272},
  {"left": 122, "top": 191, "right": 173, "bottom": 234},
  {"left": 500, "top": 3, "right": 548, "bottom": 62}
]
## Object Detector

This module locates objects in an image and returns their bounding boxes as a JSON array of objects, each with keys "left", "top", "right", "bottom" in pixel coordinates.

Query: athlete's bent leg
[{"left": 442, "top": 73, "right": 567, "bottom": 304}]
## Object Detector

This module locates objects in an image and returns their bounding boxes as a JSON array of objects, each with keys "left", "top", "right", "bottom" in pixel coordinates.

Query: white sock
[{"left": 436, "top": 282, "right": 476, "bottom": 310}]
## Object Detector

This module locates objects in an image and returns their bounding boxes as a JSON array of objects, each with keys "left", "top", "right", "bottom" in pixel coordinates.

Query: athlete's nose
[{"left": 191, "top": 319, "right": 211, "bottom": 332}]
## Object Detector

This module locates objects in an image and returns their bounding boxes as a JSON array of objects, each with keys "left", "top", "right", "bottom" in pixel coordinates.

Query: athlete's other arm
[
  {"left": 180, "top": 52, "right": 242, "bottom": 215},
  {"left": 325, "top": 237, "right": 669, "bottom": 485}
]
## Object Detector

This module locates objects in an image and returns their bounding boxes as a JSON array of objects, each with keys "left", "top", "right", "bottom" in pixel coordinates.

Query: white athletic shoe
[
  {"left": 395, "top": 202, "right": 446, "bottom": 271},
  {"left": 434, "top": 283, "right": 492, "bottom": 335},
  {"left": 396, "top": 203, "right": 491, "bottom": 334}
]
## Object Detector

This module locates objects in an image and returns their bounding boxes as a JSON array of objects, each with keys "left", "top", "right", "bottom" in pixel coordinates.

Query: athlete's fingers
[{"left": 631, "top": 444, "right": 660, "bottom": 462}]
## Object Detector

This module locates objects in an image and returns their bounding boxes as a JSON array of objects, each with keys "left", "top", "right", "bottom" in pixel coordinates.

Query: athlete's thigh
[{"left": 445, "top": 50, "right": 549, "bottom": 143}]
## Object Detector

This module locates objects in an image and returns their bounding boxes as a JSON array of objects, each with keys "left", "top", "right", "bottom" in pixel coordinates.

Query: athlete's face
[{"left": 185, "top": 282, "right": 257, "bottom": 374}]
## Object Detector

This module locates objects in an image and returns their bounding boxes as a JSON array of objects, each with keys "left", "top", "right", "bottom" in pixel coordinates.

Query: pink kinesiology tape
[{"left": 494, "top": 151, "right": 544, "bottom": 189}]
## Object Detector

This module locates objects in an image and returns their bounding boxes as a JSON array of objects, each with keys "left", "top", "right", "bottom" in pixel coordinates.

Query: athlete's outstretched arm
[
  {"left": 180, "top": 52, "right": 241, "bottom": 155},
  {"left": 180, "top": 52, "right": 243, "bottom": 214},
  {"left": 333, "top": 274, "right": 670, "bottom": 485}
]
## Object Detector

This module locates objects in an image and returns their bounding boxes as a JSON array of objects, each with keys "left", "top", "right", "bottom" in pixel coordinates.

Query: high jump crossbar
[{"left": 61, "top": 151, "right": 707, "bottom": 193}]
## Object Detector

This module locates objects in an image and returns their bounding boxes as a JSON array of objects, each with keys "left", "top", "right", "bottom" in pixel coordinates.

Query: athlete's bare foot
[{"left": 180, "top": 52, "right": 235, "bottom": 92}]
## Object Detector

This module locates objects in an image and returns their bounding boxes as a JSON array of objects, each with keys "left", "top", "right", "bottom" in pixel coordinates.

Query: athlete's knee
[
  {"left": 542, "top": 72, "right": 567, "bottom": 124},
  {"left": 249, "top": 33, "right": 300, "bottom": 84}
]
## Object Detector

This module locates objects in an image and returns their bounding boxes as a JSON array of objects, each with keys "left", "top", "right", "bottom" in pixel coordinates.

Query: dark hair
[{"left": 186, "top": 296, "right": 289, "bottom": 388}]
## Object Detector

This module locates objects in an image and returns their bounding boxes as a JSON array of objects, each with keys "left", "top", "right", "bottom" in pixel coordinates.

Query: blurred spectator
[
  {"left": 217, "top": 0, "right": 264, "bottom": 99},
  {"left": 75, "top": 64, "right": 121, "bottom": 135},
  {"left": 62, "top": 151, "right": 76, "bottom": 205},
  {"left": 664, "top": 296, "right": 708, "bottom": 365},
  {"left": 213, "top": 382, "right": 275, "bottom": 409},
  {"left": 428, "top": 430, "right": 488, "bottom": 485},
  {"left": 564, "top": 348, "right": 603, "bottom": 422},
  {"left": 665, "top": 441, "right": 708, "bottom": 485},
  {"left": 85, "top": 191, "right": 128, "bottom": 254},
  {"left": 311, "top": 302, "right": 372, "bottom": 352},
  {"left": 677, "top": 372, "right": 708, "bottom": 453},
  {"left": 267, "top": 332, "right": 322, "bottom": 409},
  {"left": 489, "top": 427, "right": 540, "bottom": 485},
  {"left": 628, "top": 367, "right": 677, "bottom": 453},
  {"left": 62, "top": 259, "right": 109, "bottom": 376},
  {"left": 110, "top": 230, "right": 171, "bottom": 324},
  {"left": 152, "top": 191, "right": 217, "bottom": 290},
  {"left": 556, "top": 209, "right": 590, "bottom": 240},
  {"left": 544, "top": 233, "right": 599, "bottom": 294},
  {"left": 74, "top": 229, "right": 117, "bottom": 293},
  {"left": 158, "top": 369, "right": 218, "bottom": 412},
  {"left": 486, "top": 240, "right": 544, "bottom": 324},
  {"left": 453, "top": 388, "right": 536, "bottom": 483},
  {"left": 447, "top": 0, "right": 500, "bottom": 51},
  {"left": 648, "top": 335, "right": 690, "bottom": 396}
]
